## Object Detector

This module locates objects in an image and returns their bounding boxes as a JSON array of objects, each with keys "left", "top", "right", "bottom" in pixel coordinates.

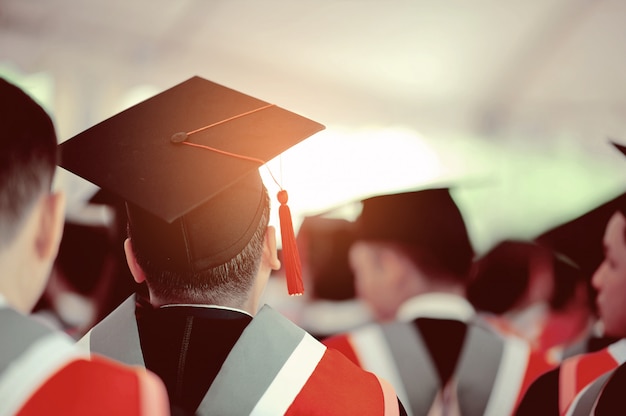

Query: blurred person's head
[
  {"left": 592, "top": 210, "right": 626, "bottom": 338},
  {"left": 126, "top": 183, "right": 279, "bottom": 312},
  {"left": 0, "top": 78, "right": 65, "bottom": 313},
  {"left": 469, "top": 240, "right": 588, "bottom": 314},
  {"left": 297, "top": 216, "right": 356, "bottom": 301},
  {"left": 349, "top": 188, "right": 474, "bottom": 321},
  {"left": 469, "top": 239, "right": 592, "bottom": 348}
]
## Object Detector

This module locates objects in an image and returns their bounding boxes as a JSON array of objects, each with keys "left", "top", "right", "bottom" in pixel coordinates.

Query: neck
[
  {"left": 0, "top": 244, "right": 40, "bottom": 314},
  {"left": 420, "top": 274, "right": 466, "bottom": 296}
]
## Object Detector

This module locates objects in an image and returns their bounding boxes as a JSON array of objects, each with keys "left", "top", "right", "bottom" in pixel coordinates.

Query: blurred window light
[{"left": 262, "top": 125, "right": 443, "bottom": 244}]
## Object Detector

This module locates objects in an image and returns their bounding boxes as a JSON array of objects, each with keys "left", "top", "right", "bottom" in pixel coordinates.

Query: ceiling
[{"left": 2, "top": 0, "right": 626, "bottom": 252}]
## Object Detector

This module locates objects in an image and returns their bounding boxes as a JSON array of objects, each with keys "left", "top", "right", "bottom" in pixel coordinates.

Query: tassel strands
[{"left": 278, "top": 190, "right": 304, "bottom": 296}]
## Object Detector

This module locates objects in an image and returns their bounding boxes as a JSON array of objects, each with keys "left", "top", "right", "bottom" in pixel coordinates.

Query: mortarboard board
[
  {"left": 354, "top": 188, "right": 475, "bottom": 278},
  {"left": 535, "top": 191, "right": 626, "bottom": 279},
  {"left": 534, "top": 139, "right": 626, "bottom": 280},
  {"left": 58, "top": 76, "right": 324, "bottom": 294}
]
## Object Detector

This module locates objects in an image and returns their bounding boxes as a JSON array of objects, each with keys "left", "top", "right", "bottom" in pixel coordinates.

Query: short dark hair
[
  {"left": 467, "top": 239, "right": 586, "bottom": 314},
  {"left": 394, "top": 241, "right": 473, "bottom": 284},
  {"left": 130, "top": 187, "right": 271, "bottom": 304},
  {"left": 0, "top": 78, "right": 57, "bottom": 246},
  {"left": 468, "top": 240, "right": 544, "bottom": 314}
]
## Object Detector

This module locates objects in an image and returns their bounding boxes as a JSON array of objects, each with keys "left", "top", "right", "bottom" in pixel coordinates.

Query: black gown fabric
[
  {"left": 515, "top": 336, "right": 619, "bottom": 416},
  {"left": 515, "top": 368, "right": 560, "bottom": 416},
  {"left": 135, "top": 300, "right": 252, "bottom": 415},
  {"left": 413, "top": 317, "right": 468, "bottom": 386},
  {"left": 136, "top": 298, "right": 409, "bottom": 416},
  {"left": 594, "top": 362, "right": 626, "bottom": 415}
]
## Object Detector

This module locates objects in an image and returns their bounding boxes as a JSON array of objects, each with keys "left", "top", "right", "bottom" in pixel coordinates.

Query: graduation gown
[
  {"left": 79, "top": 294, "right": 403, "bottom": 416},
  {"left": 586, "top": 361, "right": 626, "bottom": 415},
  {"left": 0, "top": 296, "right": 167, "bottom": 416},
  {"left": 516, "top": 339, "right": 626, "bottom": 416},
  {"left": 323, "top": 293, "right": 555, "bottom": 416}
]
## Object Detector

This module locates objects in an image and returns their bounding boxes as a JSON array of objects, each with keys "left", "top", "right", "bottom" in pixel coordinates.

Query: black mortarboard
[
  {"left": 355, "top": 188, "right": 475, "bottom": 278},
  {"left": 535, "top": 192, "right": 626, "bottom": 278},
  {"left": 537, "top": 139, "right": 626, "bottom": 278},
  {"left": 58, "top": 76, "right": 324, "bottom": 290}
]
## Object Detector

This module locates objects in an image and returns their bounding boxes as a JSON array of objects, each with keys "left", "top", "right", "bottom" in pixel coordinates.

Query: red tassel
[{"left": 277, "top": 190, "right": 304, "bottom": 296}]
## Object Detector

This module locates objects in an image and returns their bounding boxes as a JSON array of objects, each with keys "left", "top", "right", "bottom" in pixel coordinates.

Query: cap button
[{"left": 170, "top": 132, "right": 188, "bottom": 143}]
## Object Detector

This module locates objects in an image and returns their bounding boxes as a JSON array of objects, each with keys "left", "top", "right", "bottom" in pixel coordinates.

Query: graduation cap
[
  {"left": 355, "top": 188, "right": 475, "bottom": 279},
  {"left": 58, "top": 76, "right": 324, "bottom": 295},
  {"left": 533, "top": 139, "right": 626, "bottom": 278}
]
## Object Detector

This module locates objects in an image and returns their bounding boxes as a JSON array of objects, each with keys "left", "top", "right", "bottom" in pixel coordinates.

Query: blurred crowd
[{"left": 5, "top": 74, "right": 626, "bottom": 415}]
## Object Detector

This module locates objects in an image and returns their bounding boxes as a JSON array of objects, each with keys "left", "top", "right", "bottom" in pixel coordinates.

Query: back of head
[
  {"left": 0, "top": 78, "right": 57, "bottom": 247},
  {"left": 468, "top": 240, "right": 545, "bottom": 314},
  {"left": 58, "top": 76, "right": 325, "bottom": 305},
  {"left": 128, "top": 181, "right": 271, "bottom": 305},
  {"left": 297, "top": 216, "right": 356, "bottom": 301},
  {"left": 355, "top": 188, "right": 474, "bottom": 283},
  {"left": 550, "top": 251, "right": 588, "bottom": 311},
  {"left": 468, "top": 239, "right": 587, "bottom": 314}
]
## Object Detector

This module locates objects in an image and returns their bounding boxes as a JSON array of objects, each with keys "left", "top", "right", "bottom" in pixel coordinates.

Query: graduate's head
[
  {"left": 58, "top": 76, "right": 324, "bottom": 307},
  {"left": 468, "top": 239, "right": 587, "bottom": 313},
  {"left": 0, "top": 78, "right": 65, "bottom": 312},
  {"left": 0, "top": 78, "right": 57, "bottom": 246},
  {"left": 592, "top": 210, "right": 626, "bottom": 338},
  {"left": 594, "top": 142, "right": 626, "bottom": 337},
  {"left": 348, "top": 188, "right": 474, "bottom": 319},
  {"left": 126, "top": 180, "right": 272, "bottom": 306}
]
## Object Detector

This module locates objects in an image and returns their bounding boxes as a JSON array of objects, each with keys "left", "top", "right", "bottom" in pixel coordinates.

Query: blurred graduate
[
  {"left": 65, "top": 76, "right": 406, "bottom": 415},
  {"left": 0, "top": 77, "right": 168, "bottom": 416}
]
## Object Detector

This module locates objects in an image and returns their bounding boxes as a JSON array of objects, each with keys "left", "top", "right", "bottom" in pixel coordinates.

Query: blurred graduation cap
[
  {"left": 535, "top": 192, "right": 626, "bottom": 279},
  {"left": 58, "top": 76, "right": 324, "bottom": 295},
  {"left": 536, "top": 140, "right": 626, "bottom": 279},
  {"left": 354, "top": 187, "right": 475, "bottom": 278}
]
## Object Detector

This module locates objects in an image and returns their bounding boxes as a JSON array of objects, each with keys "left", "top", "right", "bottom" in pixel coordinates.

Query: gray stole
[
  {"left": 379, "top": 320, "right": 504, "bottom": 416},
  {"left": 0, "top": 307, "right": 56, "bottom": 374},
  {"left": 88, "top": 295, "right": 307, "bottom": 415},
  {"left": 568, "top": 370, "right": 613, "bottom": 416}
]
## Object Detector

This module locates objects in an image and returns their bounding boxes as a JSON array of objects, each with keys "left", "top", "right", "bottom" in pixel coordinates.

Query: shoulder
[
  {"left": 291, "top": 347, "right": 401, "bottom": 415},
  {"left": 594, "top": 362, "right": 626, "bottom": 415},
  {"left": 515, "top": 367, "right": 560, "bottom": 416},
  {"left": 0, "top": 308, "right": 168, "bottom": 416},
  {"left": 321, "top": 322, "right": 386, "bottom": 365},
  {"left": 18, "top": 355, "right": 169, "bottom": 416},
  {"left": 562, "top": 346, "right": 621, "bottom": 389},
  {"left": 0, "top": 307, "right": 59, "bottom": 339},
  {"left": 247, "top": 312, "right": 402, "bottom": 415}
]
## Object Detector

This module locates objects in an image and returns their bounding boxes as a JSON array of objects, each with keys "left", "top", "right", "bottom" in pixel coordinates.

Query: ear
[
  {"left": 124, "top": 238, "right": 146, "bottom": 284},
  {"left": 35, "top": 191, "right": 66, "bottom": 263},
  {"left": 262, "top": 226, "right": 281, "bottom": 271}
]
